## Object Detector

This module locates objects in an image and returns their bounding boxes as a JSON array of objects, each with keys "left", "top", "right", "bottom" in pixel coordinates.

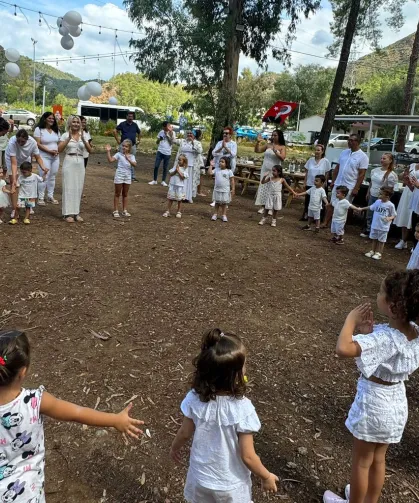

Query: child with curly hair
[
  {"left": 170, "top": 328, "right": 278, "bottom": 502},
  {"left": 324, "top": 270, "right": 419, "bottom": 503}
]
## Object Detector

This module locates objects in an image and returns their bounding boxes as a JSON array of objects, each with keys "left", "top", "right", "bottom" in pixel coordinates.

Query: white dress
[
  {"left": 394, "top": 164, "right": 417, "bottom": 228},
  {"left": 0, "top": 180, "right": 9, "bottom": 208},
  {"left": 255, "top": 148, "right": 279, "bottom": 206},
  {"left": 345, "top": 323, "right": 419, "bottom": 444},
  {"left": 173, "top": 140, "right": 203, "bottom": 202},
  {"left": 61, "top": 133, "right": 87, "bottom": 216},
  {"left": 264, "top": 178, "right": 283, "bottom": 211},
  {"left": 167, "top": 166, "right": 189, "bottom": 201},
  {"left": 181, "top": 391, "right": 260, "bottom": 503},
  {"left": 407, "top": 243, "right": 419, "bottom": 269}
]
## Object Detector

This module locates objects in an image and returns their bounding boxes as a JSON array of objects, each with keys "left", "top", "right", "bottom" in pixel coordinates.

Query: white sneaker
[
  {"left": 10, "top": 210, "right": 15, "bottom": 218},
  {"left": 210, "top": 201, "right": 216, "bottom": 207},
  {"left": 37, "top": 199, "right": 46, "bottom": 206},
  {"left": 268, "top": 210, "right": 273, "bottom": 216},
  {"left": 122, "top": 210, "right": 131, "bottom": 217},
  {"left": 345, "top": 485, "right": 350, "bottom": 500},
  {"left": 148, "top": 180, "right": 158, "bottom": 185},
  {"left": 176, "top": 212, "right": 182, "bottom": 219},
  {"left": 222, "top": 215, "right": 228, "bottom": 222},
  {"left": 30, "top": 208, "right": 34, "bottom": 215},
  {"left": 258, "top": 207, "right": 264, "bottom": 214},
  {"left": 395, "top": 240, "right": 407, "bottom": 250},
  {"left": 259, "top": 217, "right": 267, "bottom": 226},
  {"left": 365, "top": 250, "right": 374, "bottom": 258},
  {"left": 211, "top": 214, "right": 217, "bottom": 221},
  {"left": 360, "top": 232, "right": 369, "bottom": 238},
  {"left": 162, "top": 211, "right": 170, "bottom": 218},
  {"left": 372, "top": 252, "right": 382, "bottom": 260},
  {"left": 161, "top": 181, "right": 168, "bottom": 187},
  {"left": 112, "top": 211, "right": 120, "bottom": 218},
  {"left": 271, "top": 219, "right": 277, "bottom": 227},
  {"left": 323, "top": 490, "right": 346, "bottom": 503}
]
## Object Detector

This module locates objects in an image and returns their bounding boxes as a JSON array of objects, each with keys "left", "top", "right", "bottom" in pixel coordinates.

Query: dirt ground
[{"left": 1, "top": 152, "right": 418, "bottom": 503}]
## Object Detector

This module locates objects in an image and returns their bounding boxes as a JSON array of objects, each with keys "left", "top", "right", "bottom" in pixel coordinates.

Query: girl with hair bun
[
  {"left": 0, "top": 330, "right": 143, "bottom": 502},
  {"left": 170, "top": 328, "right": 278, "bottom": 502}
]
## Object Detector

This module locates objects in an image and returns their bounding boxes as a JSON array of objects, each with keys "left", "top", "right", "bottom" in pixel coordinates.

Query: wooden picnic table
[
  {"left": 283, "top": 171, "right": 305, "bottom": 208},
  {"left": 235, "top": 162, "right": 262, "bottom": 195}
]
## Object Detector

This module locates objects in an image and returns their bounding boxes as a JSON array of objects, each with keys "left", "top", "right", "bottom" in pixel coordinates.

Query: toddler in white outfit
[
  {"left": 330, "top": 185, "right": 359, "bottom": 245},
  {"left": 297, "top": 174, "right": 328, "bottom": 232},
  {"left": 163, "top": 154, "right": 189, "bottom": 219}
]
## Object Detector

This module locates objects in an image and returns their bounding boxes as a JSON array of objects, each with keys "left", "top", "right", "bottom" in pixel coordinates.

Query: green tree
[{"left": 333, "top": 86, "right": 369, "bottom": 132}]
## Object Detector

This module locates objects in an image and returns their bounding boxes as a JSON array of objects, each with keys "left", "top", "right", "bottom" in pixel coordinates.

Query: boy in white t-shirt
[
  {"left": 10, "top": 162, "right": 46, "bottom": 225},
  {"left": 358, "top": 188, "right": 397, "bottom": 260},
  {"left": 297, "top": 175, "right": 329, "bottom": 232},
  {"left": 331, "top": 185, "right": 359, "bottom": 245}
]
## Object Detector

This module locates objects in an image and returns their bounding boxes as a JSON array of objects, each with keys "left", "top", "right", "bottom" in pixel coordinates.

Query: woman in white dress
[
  {"left": 34, "top": 112, "right": 61, "bottom": 205},
  {"left": 394, "top": 164, "right": 417, "bottom": 249},
  {"left": 172, "top": 130, "right": 203, "bottom": 203},
  {"left": 254, "top": 130, "right": 286, "bottom": 213},
  {"left": 301, "top": 144, "right": 331, "bottom": 220},
  {"left": 58, "top": 116, "right": 92, "bottom": 223}
]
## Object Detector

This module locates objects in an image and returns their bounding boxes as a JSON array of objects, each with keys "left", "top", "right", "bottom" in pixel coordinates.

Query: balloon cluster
[
  {"left": 77, "top": 81, "right": 103, "bottom": 101},
  {"left": 4, "top": 48, "right": 20, "bottom": 78},
  {"left": 58, "top": 11, "right": 83, "bottom": 51}
]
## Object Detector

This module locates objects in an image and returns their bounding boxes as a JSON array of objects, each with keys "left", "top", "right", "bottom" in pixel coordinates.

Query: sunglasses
[{"left": 223, "top": 133, "right": 230, "bottom": 136}]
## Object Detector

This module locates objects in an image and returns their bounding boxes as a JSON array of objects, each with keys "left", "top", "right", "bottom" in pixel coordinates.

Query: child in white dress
[
  {"left": 259, "top": 165, "right": 295, "bottom": 227},
  {"left": 170, "top": 328, "right": 278, "bottom": 503},
  {"left": 0, "top": 171, "right": 11, "bottom": 224},
  {"left": 163, "top": 154, "right": 189, "bottom": 219},
  {"left": 0, "top": 329, "right": 143, "bottom": 503},
  {"left": 407, "top": 223, "right": 419, "bottom": 269},
  {"left": 208, "top": 157, "right": 235, "bottom": 222},
  {"left": 324, "top": 270, "right": 419, "bottom": 503},
  {"left": 106, "top": 141, "right": 137, "bottom": 218}
]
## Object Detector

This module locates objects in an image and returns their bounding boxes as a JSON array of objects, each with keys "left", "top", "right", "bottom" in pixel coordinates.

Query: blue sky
[{"left": 1, "top": 0, "right": 418, "bottom": 82}]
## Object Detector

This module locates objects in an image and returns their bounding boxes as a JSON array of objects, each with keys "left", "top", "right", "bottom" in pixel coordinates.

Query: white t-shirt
[
  {"left": 157, "top": 130, "right": 176, "bottom": 156},
  {"left": 304, "top": 157, "right": 331, "bottom": 186},
  {"left": 169, "top": 166, "right": 189, "bottom": 187},
  {"left": 82, "top": 131, "right": 91, "bottom": 158},
  {"left": 181, "top": 391, "right": 260, "bottom": 491},
  {"left": 332, "top": 198, "right": 352, "bottom": 223},
  {"left": 213, "top": 140, "right": 238, "bottom": 171},
  {"left": 214, "top": 168, "right": 234, "bottom": 193},
  {"left": 306, "top": 186, "right": 327, "bottom": 211},
  {"left": 370, "top": 199, "right": 396, "bottom": 232},
  {"left": 5, "top": 136, "right": 39, "bottom": 170},
  {"left": 335, "top": 149, "right": 369, "bottom": 190},
  {"left": 369, "top": 167, "right": 398, "bottom": 197},
  {"left": 17, "top": 173, "right": 43, "bottom": 199},
  {"left": 114, "top": 152, "right": 135, "bottom": 174},
  {"left": 33, "top": 127, "right": 60, "bottom": 156}
]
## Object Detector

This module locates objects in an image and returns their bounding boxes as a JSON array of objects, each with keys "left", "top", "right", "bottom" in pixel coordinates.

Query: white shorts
[
  {"left": 308, "top": 208, "right": 321, "bottom": 220},
  {"left": 331, "top": 186, "right": 353, "bottom": 207},
  {"left": 346, "top": 377, "right": 407, "bottom": 444},
  {"left": 331, "top": 220, "right": 345, "bottom": 236},
  {"left": 369, "top": 228, "right": 388, "bottom": 243},
  {"left": 185, "top": 481, "right": 252, "bottom": 503},
  {"left": 114, "top": 170, "right": 131, "bottom": 185}
]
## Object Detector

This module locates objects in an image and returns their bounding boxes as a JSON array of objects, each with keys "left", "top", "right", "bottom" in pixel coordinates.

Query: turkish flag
[{"left": 263, "top": 101, "right": 298, "bottom": 124}]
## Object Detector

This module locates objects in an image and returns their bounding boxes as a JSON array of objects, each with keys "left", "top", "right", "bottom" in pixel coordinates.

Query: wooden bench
[{"left": 234, "top": 176, "right": 260, "bottom": 195}]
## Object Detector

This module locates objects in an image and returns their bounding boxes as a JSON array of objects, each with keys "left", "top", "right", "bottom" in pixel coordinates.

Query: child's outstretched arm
[
  {"left": 282, "top": 178, "right": 297, "bottom": 196},
  {"left": 230, "top": 176, "right": 235, "bottom": 196},
  {"left": 40, "top": 392, "right": 144, "bottom": 440},
  {"left": 336, "top": 303, "right": 373, "bottom": 358},
  {"left": 170, "top": 416, "right": 195, "bottom": 463},
  {"left": 238, "top": 433, "right": 278, "bottom": 493}
]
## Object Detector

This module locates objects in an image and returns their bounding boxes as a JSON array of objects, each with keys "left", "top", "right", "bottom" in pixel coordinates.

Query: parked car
[
  {"left": 235, "top": 126, "right": 259, "bottom": 142},
  {"left": 328, "top": 134, "right": 350, "bottom": 148},
  {"left": 361, "top": 137, "right": 394, "bottom": 151},
  {"left": 2, "top": 109, "right": 37, "bottom": 127},
  {"left": 404, "top": 140, "right": 419, "bottom": 154}
]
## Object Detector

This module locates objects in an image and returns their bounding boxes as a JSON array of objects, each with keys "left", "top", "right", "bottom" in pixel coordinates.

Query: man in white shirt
[
  {"left": 149, "top": 121, "right": 176, "bottom": 186},
  {"left": 323, "top": 133, "right": 369, "bottom": 227}
]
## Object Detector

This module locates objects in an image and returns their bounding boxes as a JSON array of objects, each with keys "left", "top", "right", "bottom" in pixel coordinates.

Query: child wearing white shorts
[{"left": 331, "top": 185, "right": 359, "bottom": 245}]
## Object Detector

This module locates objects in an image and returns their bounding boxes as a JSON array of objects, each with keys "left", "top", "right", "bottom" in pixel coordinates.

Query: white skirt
[
  {"left": 213, "top": 190, "right": 231, "bottom": 205},
  {"left": 394, "top": 187, "right": 413, "bottom": 229},
  {"left": 185, "top": 473, "right": 252, "bottom": 503},
  {"left": 0, "top": 190, "right": 9, "bottom": 208},
  {"left": 62, "top": 155, "right": 85, "bottom": 216},
  {"left": 265, "top": 192, "right": 282, "bottom": 211},
  {"left": 407, "top": 244, "right": 419, "bottom": 269},
  {"left": 345, "top": 377, "right": 408, "bottom": 444},
  {"left": 167, "top": 184, "right": 186, "bottom": 201}
]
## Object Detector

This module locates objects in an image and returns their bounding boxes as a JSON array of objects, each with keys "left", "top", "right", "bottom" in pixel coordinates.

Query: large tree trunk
[
  {"left": 206, "top": 0, "right": 244, "bottom": 164},
  {"left": 318, "top": 0, "right": 361, "bottom": 147},
  {"left": 396, "top": 21, "right": 419, "bottom": 153}
]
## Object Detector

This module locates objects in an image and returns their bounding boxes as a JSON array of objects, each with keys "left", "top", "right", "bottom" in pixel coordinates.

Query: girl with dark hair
[
  {"left": 170, "top": 328, "right": 278, "bottom": 502},
  {"left": 80, "top": 116, "right": 92, "bottom": 168},
  {"left": 208, "top": 156, "right": 235, "bottom": 222},
  {"left": 259, "top": 164, "right": 296, "bottom": 227},
  {"left": 255, "top": 129, "right": 286, "bottom": 213},
  {"left": 324, "top": 270, "right": 419, "bottom": 503},
  {"left": 34, "top": 112, "right": 60, "bottom": 205},
  {"left": 0, "top": 330, "right": 143, "bottom": 501}
]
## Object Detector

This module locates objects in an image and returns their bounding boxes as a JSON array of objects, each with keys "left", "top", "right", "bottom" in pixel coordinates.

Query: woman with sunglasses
[
  {"left": 172, "top": 130, "right": 203, "bottom": 203},
  {"left": 255, "top": 130, "right": 286, "bottom": 213},
  {"left": 212, "top": 127, "right": 237, "bottom": 174}
]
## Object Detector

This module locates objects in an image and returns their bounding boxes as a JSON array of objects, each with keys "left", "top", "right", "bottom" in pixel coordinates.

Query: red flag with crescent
[{"left": 263, "top": 101, "right": 298, "bottom": 124}]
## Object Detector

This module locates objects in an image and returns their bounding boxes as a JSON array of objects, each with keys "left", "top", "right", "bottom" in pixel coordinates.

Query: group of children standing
[{"left": 1, "top": 267, "right": 418, "bottom": 503}]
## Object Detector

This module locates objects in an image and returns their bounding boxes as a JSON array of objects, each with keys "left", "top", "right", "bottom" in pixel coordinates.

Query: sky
[{"left": 1, "top": 0, "right": 419, "bottom": 82}]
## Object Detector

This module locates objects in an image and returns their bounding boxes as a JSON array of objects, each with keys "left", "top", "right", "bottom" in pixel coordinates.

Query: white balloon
[
  {"left": 77, "top": 85, "right": 91, "bottom": 101},
  {"left": 5, "top": 48, "right": 20, "bottom": 63},
  {"left": 68, "top": 25, "right": 81, "bottom": 37},
  {"left": 63, "top": 10, "right": 82, "bottom": 26},
  {"left": 57, "top": 16, "right": 63, "bottom": 28},
  {"left": 109, "top": 97, "right": 118, "bottom": 105},
  {"left": 61, "top": 35, "right": 74, "bottom": 51},
  {"left": 59, "top": 25, "right": 69, "bottom": 36},
  {"left": 5, "top": 62, "right": 20, "bottom": 78},
  {"left": 86, "top": 81, "right": 102, "bottom": 97}
]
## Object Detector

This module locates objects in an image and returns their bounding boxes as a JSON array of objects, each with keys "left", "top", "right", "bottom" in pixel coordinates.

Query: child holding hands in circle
[
  {"left": 324, "top": 270, "right": 419, "bottom": 503},
  {"left": 170, "top": 328, "right": 278, "bottom": 502},
  {"left": 0, "top": 330, "right": 143, "bottom": 502}
]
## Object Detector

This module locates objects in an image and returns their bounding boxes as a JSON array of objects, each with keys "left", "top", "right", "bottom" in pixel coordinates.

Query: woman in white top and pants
[
  {"left": 58, "top": 116, "right": 92, "bottom": 223},
  {"left": 34, "top": 112, "right": 61, "bottom": 205},
  {"left": 302, "top": 144, "right": 331, "bottom": 220}
]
